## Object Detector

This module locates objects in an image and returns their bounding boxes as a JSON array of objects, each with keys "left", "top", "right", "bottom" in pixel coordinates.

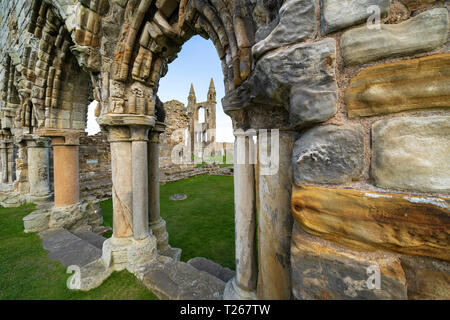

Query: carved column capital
[
  {"left": 130, "top": 126, "right": 150, "bottom": 142},
  {"left": 36, "top": 128, "right": 84, "bottom": 146},
  {"left": 149, "top": 121, "right": 166, "bottom": 144}
]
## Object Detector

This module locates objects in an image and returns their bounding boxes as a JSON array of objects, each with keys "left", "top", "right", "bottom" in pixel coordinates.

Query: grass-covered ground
[
  {"left": 0, "top": 204, "right": 157, "bottom": 300},
  {"left": 0, "top": 174, "right": 234, "bottom": 299}
]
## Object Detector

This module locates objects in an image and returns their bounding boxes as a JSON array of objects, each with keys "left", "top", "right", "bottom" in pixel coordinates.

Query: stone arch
[{"left": 28, "top": 0, "right": 94, "bottom": 131}]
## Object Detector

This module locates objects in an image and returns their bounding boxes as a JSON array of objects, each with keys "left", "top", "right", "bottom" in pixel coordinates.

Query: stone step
[
  {"left": 39, "top": 228, "right": 103, "bottom": 268},
  {"left": 142, "top": 256, "right": 226, "bottom": 300},
  {"left": 70, "top": 229, "right": 107, "bottom": 250},
  {"left": 187, "top": 257, "right": 235, "bottom": 283}
]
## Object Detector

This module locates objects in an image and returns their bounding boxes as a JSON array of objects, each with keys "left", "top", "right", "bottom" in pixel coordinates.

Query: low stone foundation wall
[{"left": 160, "top": 164, "right": 233, "bottom": 185}]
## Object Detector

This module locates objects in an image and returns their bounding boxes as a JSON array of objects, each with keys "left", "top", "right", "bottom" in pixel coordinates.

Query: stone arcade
[{"left": 0, "top": 0, "right": 449, "bottom": 299}]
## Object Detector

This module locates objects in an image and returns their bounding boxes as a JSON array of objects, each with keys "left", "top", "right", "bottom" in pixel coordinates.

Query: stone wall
[
  {"left": 159, "top": 99, "right": 191, "bottom": 170},
  {"left": 79, "top": 132, "right": 111, "bottom": 200},
  {"left": 287, "top": 0, "right": 450, "bottom": 300}
]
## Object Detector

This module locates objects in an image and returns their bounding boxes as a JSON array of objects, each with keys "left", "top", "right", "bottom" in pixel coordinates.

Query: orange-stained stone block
[
  {"left": 402, "top": 0, "right": 443, "bottom": 11},
  {"left": 291, "top": 185, "right": 450, "bottom": 261},
  {"left": 345, "top": 53, "right": 450, "bottom": 117}
]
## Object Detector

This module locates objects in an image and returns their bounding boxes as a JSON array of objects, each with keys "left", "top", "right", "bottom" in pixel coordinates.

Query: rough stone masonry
[{"left": 0, "top": 0, "right": 449, "bottom": 300}]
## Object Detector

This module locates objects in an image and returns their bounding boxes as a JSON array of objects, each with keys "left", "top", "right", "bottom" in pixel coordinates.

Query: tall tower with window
[{"left": 187, "top": 79, "right": 217, "bottom": 156}]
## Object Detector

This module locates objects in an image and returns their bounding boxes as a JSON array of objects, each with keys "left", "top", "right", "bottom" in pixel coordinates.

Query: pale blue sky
[
  {"left": 87, "top": 35, "right": 233, "bottom": 141},
  {"left": 158, "top": 35, "right": 233, "bottom": 142}
]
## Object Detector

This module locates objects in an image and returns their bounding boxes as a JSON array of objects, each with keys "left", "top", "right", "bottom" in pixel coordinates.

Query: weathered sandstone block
[
  {"left": 345, "top": 53, "right": 450, "bottom": 117},
  {"left": 341, "top": 8, "right": 449, "bottom": 66},
  {"left": 291, "top": 224, "right": 408, "bottom": 300},
  {"left": 400, "top": 255, "right": 450, "bottom": 299},
  {"left": 320, "top": 0, "right": 391, "bottom": 35},
  {"left": 224, "top": 38, "right": 337, "bottom": 129},
  {"left": 402, "top": 0, "right": 444, "bottom": 11},
  {"left": 291, "top": 185, "right": 450, "bottom": 261},
  {"left": 252, "top": 0, "right": 317, "bottom": 59},
  {"left": 372, "top": 116, "right": 450, "bottom": 193},
  {"left": 292, "top": 124, "right": 364, "bottom": 185}
]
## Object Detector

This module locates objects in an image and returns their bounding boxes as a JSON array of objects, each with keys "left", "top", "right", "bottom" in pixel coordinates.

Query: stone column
[
  {"left": 37, "top": 129, "right": 82, "bottom": 207},
  {"left": 7, "top": 143, "right": 16, "bottom": 183},
  {"left": 148, "top": 122, "right": 181, "bottom": 259},
  {"left": 256, "top": 130, "right": 294, "bottom": 300},
  {"left": 131, "top": 126, "right": 150, "bottom": 241},
  {"left": 1, "top": 142, "right": 8, "bottom": 183},
  {"left": 96, "top": 114, "right": 157, "bottom": 274},
  {"left": 224, "top": 130, "right": 257, "bottom": 300},
  {"left": 108, "top": 126, "right": 133, "bottom": 238},
  {"left": 27, "top": 138, "right": 51, "bottom": 201}
]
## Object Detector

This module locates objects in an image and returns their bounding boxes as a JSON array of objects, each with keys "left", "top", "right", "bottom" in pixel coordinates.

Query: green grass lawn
[
  {"left": 0, "top": 174, "right": 234, "bottom": 299},
  {"left": 0, "top": 204, "right": 157, "bottom": 300},
  {"left": 101, "top": 174, "right": 236, "bottom": 270}
]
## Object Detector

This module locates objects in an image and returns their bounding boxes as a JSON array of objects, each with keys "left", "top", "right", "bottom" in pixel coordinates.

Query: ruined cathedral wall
[
  {"left": 222, "top": 0, "right": 450, "bottom": 300},
  {"left": 79, "top": 132, "right": 112, "bottom": 200},
  {"left": 0, "top": 0, "right": 448, "bottom": 300},
  {"left": 285, "top": 0, "right": 449, "bottom": 300}
]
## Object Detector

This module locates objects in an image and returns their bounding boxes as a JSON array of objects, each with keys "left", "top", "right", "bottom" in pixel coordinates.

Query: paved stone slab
[
  {"left": 71, "top": 229, "right": 107, "bottom": 250},
  {"left": 320, "top": 0, "right": 391, "bottom": 35},
  {"left": 169, "top": 194, "right": 187, "bottom": 201},
  {"left": 40, "top": 229, "right": 102, "bottom": 267},
  {"left": 341, "top": 8, "right": 449, "bottom": 66},
  {"left": 142, "top": 256, "right": 225, "bottom": 300},
  {"left": 187, "top": 257, "right": 235, "bottom": 282}
]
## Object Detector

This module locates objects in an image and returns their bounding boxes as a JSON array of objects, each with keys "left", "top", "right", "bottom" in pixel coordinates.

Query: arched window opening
[{"left": 198, "top": 107, "right": 205, "bottom": 124}]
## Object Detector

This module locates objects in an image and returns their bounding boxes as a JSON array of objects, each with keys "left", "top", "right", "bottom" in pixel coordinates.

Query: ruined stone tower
[{"left": 187, "top": 79, "right": 217, "bottom": 156}]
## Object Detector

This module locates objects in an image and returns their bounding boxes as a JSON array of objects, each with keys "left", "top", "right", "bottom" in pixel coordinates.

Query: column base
[
  {"left": 26, "top": 192, "right": 53, "bottom": 204},
  {"left": 68, "top": 235, "right": 158, "bottom": 291},
  {"left": 161, "top": 246, "right": 182, "bottom": 261},
  {"left": 223, "top": 277, "right": 257, "bottom": 300},
  {"left": 150, "top": 218, "right": 181, "bottom": 260},
  {"left": 23, "top": 199, "right": 102, "bottom": 233}
]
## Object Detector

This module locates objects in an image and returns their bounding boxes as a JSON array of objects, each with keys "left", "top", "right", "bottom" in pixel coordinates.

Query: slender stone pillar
[
  {"left": 256, "top": 130, "right": 294, "bottom": 300},
  {"left": 108, "top": 126, "right": 133, "bottom": 238},
  {"left": 131, "top": 126, "right": 150, "bottom": 241},
  {"left": 27, "top": 138, "right": 51, "bottom": 200},
  {"left": 224, "top": 130, "right": 258, "bottom": 300},
  {"left": 1, "top": 142, "right": 8, "bottom": 183},
  {"left": 7, "top": 143, "right": 16, "bottom": 183},
  {"left": 37, "top": 129, "right": 82, "bottom": 207},
  {"left": 148, "top": 124, "right": 168, "bottom": 250},
  {"left": 147, "top": 122, "right": 180, "bottom": 259}
]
